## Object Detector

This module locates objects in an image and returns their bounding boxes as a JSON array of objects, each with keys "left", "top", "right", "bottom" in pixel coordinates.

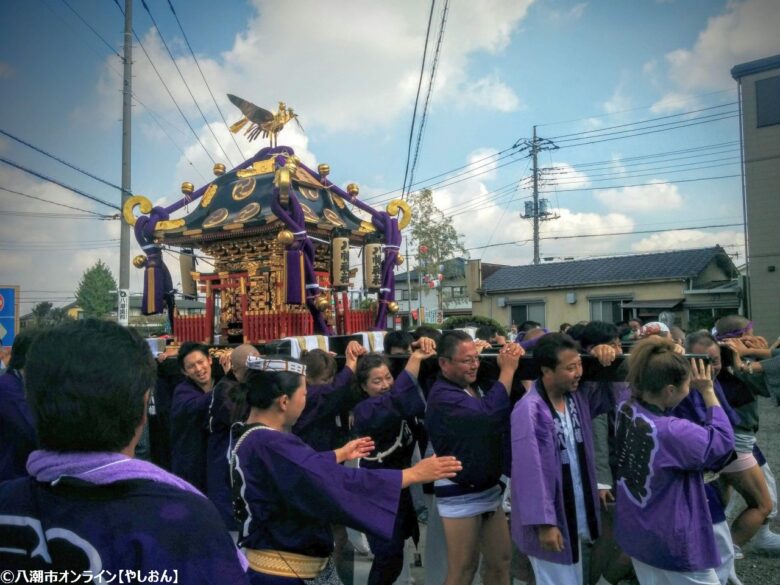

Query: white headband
[{"left": 246, "top": 356, "right": 307, "bottom": 376}]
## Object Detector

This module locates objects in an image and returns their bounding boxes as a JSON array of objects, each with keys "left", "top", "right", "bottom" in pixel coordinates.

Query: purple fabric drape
[
  {"left": 370, "top": 212, "right": 401, "bottom": 331},
  {"left": 270, "top": 156, "right": 332, "bottom": 335},
  {"left": 134, "top": 207, "right": 175, "bottom": 325}
]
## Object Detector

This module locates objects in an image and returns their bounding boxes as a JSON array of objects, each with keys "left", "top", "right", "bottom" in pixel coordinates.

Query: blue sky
[{"left": 1, "top": 0, "right": 778, "bottom": 310}]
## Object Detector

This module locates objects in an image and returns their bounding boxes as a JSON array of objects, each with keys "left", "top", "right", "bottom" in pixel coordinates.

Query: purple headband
[{"left": 712, "top": 321, "right": 752, "bottom": 341}]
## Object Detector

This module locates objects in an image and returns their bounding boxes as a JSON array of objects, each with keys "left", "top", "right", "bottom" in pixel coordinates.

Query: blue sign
[{"left": 0, "top": 286, "right": 18, "bottom": 347}]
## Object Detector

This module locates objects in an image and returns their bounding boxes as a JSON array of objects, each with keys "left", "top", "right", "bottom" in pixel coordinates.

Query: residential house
[
  {"left": 732, "top": 54, "right": 780, "bottom": 339},
  {"left": 394, "top": 257, "right": 505, "bottom": 328},
  {"left": 472, "top": 246, "right": 741, "bottom": 331}
]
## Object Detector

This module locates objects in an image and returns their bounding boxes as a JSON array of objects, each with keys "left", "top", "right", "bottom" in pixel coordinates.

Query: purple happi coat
[
  {"left": 425, "top": 376, "right": 511, "bottom": 492},
  {"left": 614, "top": 400, "right": 734, "bottom": 572},
  {"left": 511, "top": 379, "right": 624, "bottom": 565},
  {"left": 292, "top": 366, "right": 357, "bottom": 451},
  {"left": 0, "top": 370, "right": 37, "bottom": 481},
  {"left": 232, "top": 425, "right": 402, "bottom": 584},
  {"left": 171, "top": 378, "right": 212, "bottom": 492}
]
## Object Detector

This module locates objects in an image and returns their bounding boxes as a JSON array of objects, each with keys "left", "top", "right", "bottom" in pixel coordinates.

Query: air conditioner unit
[{"left": 497, "top": 297, "right": 507, "bottom": 308}]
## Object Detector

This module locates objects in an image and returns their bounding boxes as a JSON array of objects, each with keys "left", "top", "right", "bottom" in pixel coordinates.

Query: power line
[
  {"left": 0, "top": 211, "right": 117, "bottom": 220},
  {"left": 131, "top": 26, "right": 217, "bottom": 166},
  {"left": 164, "top": 0, "right": 247, "bottom": 161},
  {"left": 549, "top": 102, "right": 737, "bottom": 140},
  {"left": 0, "top": 129, "right": 125, "bottom": 192},
  {"left": 0, "top": 185, "right": 115, "bottom": 217},
  {"left": 400, "top": 0, "right": 437, "bottom": 201},
  {"left": 539, "top": 173, "right": 740, "bottom": 195},
  {"left": 467, "top": 222, "right": 745, "bottom": 252},
  {"left": 0, "top": 159, "right": 120, "bottom": 210},
  {"left": 138, "top": 0, "right": 236, "bottom": 167},
  {"left": 405, "top": 0, "right": 450, "bottom": 200},
  {"left": 60, "top": 0, "right": 122, "bottom": 59}
]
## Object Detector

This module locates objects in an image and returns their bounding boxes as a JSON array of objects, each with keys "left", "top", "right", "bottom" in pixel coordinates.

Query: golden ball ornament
[
  {"left": 277, "top": 230, "right": 295, "bottom": 246},
  {"left": 314, "top": 296, "right": 330, "bottom": 312},
  {"left": 317, "top": 164, "right": 330, "bottom": 178},
  {"left": 132, "top": 255, "right": 147, "bottom": 268},
  {"left": 181, "top": 182, "right": 194, "bottom": 196},
  {"left": 346, "top": 183, "right": 359, "bottom": 197},
  {"left": 395, "top": 254, "right": 404, "bottom": 266},
  {"left": 213, "top": 163, "right": 226, "bottom": 176},
  {"left": 387, "top": 301, "right": 400, "bottom": 314}
]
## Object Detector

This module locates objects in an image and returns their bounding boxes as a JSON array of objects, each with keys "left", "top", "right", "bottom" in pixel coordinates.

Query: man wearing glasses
[{"left": 425, "top": 330, "right": 524, "bottom": 585}]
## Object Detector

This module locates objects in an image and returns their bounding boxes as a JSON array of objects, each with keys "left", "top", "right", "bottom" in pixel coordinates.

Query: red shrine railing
[
  {"left": 173, "top": 314, "right": 210, "bottom": 344},
  {"left": 174, "top": 307, "right": 378, "bottom": 344}
]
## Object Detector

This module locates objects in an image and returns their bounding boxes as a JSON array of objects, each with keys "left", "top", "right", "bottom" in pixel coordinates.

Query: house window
[
  {"left": 756, "top": 75, "right": 780, "bottom": 128},
  {"left": 400, "top": 289, "right": 410, "bottom": 301},
  {"left": 510, "top": 302, "right": 545, "bottom": 327},
  {"left": 589, "top": 299, "right": 626, "bottom": 323},
  {"left": 411, "top": 289, "right": 419, "bottom": 301}
]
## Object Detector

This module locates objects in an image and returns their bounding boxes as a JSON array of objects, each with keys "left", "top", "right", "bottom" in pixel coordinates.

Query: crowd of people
[{"left": 0, "top": 313, "right": 779, "bottom": 585}]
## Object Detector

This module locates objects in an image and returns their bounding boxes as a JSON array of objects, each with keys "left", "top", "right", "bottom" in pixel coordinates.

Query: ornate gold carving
[
  {"left": 232, "top": 178, "right": 255, "bottom": 201},
  {"left": 223, "top": 222, "right": 245, "bottom": 231},
  {"left": 155, "top": 218, "right": 186, "bottom": 231},
  {"left": 323, "top": 208, "right": 346, "bottom": 227},
  {"left": 331, "top": 194, "right": 346, "bottom": 209},
  {"left": 293, "top": 166, "right": 323, "bottom": 188},
  {"left": 236, "top": 159, "right": 275, "bottom": 178},
  {"left": 203, "top": 208, "right": 229, "bottom": 228},
  {"left": 299, "top": 202, "right": 319, "bottom": 224},
  {"left": 358, "top": 220, "right": 377, "bottom": 234},
  {"left": 275, "top": 166, "right": 291, "bottom": 206},
  {"left": 387, "top": 199, "right": 412, "bottom": 230},
  {"left": 183, "top": 228, "right": 202, "bottom": 236},
  {"left": 200, "top": 184, "right": 218, "bottom": 207},
  {"left": 123, "top": 195, "right": 153, "bottom": 226},
  {"left": 236, "top": 202, "right": 261, "bottom": 222},
  {"left": 298, "top": 187, "right": 320, "bottom": 201}
]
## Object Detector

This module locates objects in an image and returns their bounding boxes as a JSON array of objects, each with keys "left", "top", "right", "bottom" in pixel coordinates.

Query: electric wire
[
  {"left": 400, "top": 0, "right": 437, "bottom": 201},
  {"left": 0, "top": 185, "right": 116, "bottom": 217},
  {"left": 60, "top": 0, "right": 122, "bottom": 59},
  {"left": 139, "top": 0, "right": 236, "bottom": 167},
  {"left": 164, "top": 0, "right": 247, "bottom": 161},
  {"left": 0, "top": 159, "right": 120, "bottom": 210}
]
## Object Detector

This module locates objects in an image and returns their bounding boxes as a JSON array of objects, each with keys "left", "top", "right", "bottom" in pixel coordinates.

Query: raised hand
[
  {"left": 411, "top": 336, "right": 436, "bottom": 356},
  {"left": 590, "top": 344, "right": 619, "bottom": 367},
  {"left": 403, "top": 455, "right": 462, "bottom": 486},
  {"left": 689, "top": 358, "right": 714, "bottom": 392},
  {"left": 335, "top": 436, "right": 375, "bottom": 463}
]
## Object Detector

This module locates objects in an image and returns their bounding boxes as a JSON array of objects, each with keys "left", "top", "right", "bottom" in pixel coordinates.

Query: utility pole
[
  {"left": 119, "top": 0, "right": 133, "bottom": 290},
  {"left": 531, "top": 126, "right": 540, "bottom": 265},
  {"left": 521, "top": 126, "right": 559, "bottom": 264}
]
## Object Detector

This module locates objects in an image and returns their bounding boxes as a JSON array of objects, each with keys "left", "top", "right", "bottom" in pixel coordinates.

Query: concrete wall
[{"left": 739, "top": 67, "right": 780, "bottom": 339}]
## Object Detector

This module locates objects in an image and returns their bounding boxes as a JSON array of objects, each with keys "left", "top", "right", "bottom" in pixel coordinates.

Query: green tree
[
  {"left": 75, "top": 260, "right": 118, "bottom": 319},
  {"left": 29, "top": 301, "right": 72, "bottom": 328},
  {"left": 407, "top": 189, "right": 468, "bottom": 323}
]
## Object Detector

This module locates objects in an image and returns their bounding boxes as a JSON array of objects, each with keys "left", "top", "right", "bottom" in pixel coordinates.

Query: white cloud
[
  {"left": 458, "top": 73, "right": 522, "bottom": 112},
  {"left": 546, "top": 161, "right": 591, "bottom": 190},
  {"left": 631, "top": 229, "right": 744, "bottom": 253},
  {"left": 549, "top": 2, "right": 588, "bottom": 21},
  {"left": 96, "top": 0, "right": 533, "bottom": 139},
  {"left": 595, "top": 180, "right": 683, "bottom": 211},
  {"left": 602, "top": 83, "right": 632, "bottom": 115},
  {"left": 651, "top": 0, "right": 780, "bottom": 112}
]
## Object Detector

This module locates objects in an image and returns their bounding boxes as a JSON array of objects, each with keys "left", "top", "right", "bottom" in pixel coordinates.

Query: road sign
[
  {"left": 118, "top": 289, "right": 129, "bottom": 326},
  {"left": 0, "top": 286, "right": 19, "bottom": 347}
]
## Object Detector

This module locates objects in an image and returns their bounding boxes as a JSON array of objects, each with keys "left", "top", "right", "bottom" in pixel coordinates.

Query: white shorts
[
  {"left": 631, "top": 558, "right": 719, "bottom": 585},
  {"left": 435, "top": 482, "right": 503, "bottom": 519}
]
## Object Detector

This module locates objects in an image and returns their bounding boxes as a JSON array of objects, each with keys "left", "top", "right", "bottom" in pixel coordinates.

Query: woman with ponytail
[
  {"left": 614, "top": 337, "right": 734, "bottom": 584},
  {"left": 230, "top": 355, "right": 462, "bottom": 585}
]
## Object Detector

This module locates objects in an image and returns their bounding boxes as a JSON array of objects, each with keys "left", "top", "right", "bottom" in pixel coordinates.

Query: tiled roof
[{"left": 482, "top": 246, "right": 733, "bottom": 292}]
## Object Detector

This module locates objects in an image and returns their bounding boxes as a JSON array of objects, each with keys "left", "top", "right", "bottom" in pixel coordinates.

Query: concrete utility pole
[
  {"left": 522, "top": 126, "right": 559, "bottom": 264},
  {"left": 532, "top": 126, "right": 540, "bottom": 265},
  {"left": 119, "top": 0, "right": 133, "bottom": 289}
]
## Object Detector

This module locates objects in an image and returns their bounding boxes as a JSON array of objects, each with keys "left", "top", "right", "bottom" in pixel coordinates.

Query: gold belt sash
[{"left": 245, "top": 548, "right": 328, "bottom": 579}]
